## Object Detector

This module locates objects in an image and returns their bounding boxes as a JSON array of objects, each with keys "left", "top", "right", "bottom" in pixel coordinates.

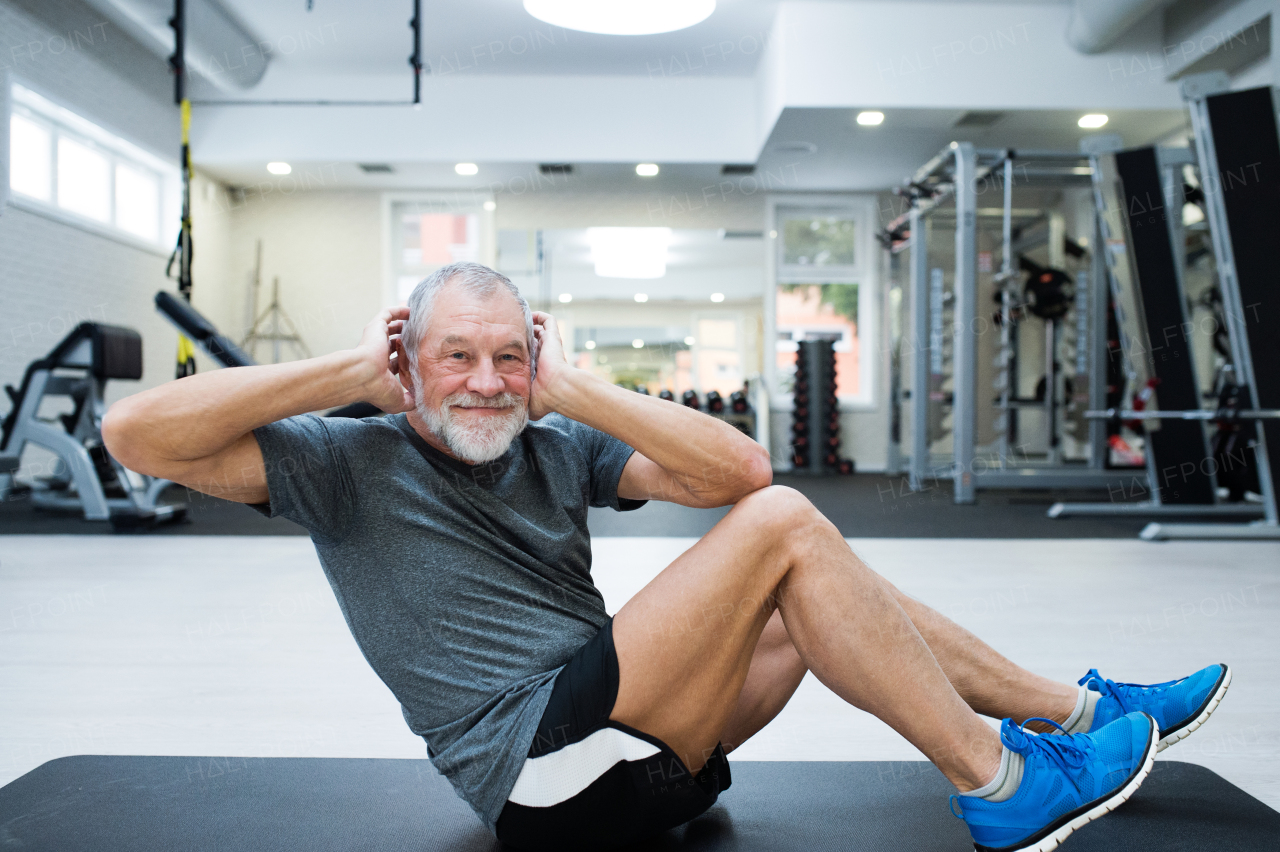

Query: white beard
[{"left": 415, "top": 383, "right": 528, "bottom": 464}]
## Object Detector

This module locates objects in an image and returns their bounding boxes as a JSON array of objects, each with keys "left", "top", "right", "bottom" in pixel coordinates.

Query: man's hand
[
  {"left": 358, "top": 306, "right": 415, "bottom": 414},
  {"left": 529, "top": 311, "right": 571, "bottom": 420}
]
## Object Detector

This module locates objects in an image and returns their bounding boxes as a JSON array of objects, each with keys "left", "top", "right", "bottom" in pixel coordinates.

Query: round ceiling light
[{"left": 524, "top": 0, "right": 715, "bottom": 35}]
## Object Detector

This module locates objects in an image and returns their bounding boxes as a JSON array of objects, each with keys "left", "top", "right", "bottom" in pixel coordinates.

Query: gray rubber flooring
[{"left": 1, "top": 474, "right": 1231, "bottom": 538}]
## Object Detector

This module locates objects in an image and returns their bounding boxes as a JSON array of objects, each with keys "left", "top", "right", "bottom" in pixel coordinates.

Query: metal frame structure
[
  {"left": 893, "top": 143, "right": 1128, "bottom": 502},
  {"left": 1049, "top": 140, "right": 1264, "bottom": 523},
  {"left": 1132, "top": 73, "right": 1280, "bottom": 540}
]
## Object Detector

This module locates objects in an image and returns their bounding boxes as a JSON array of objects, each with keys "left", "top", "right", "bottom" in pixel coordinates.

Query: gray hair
[{"left": 400, "top": 262, "right": 535, "bottom": 378}]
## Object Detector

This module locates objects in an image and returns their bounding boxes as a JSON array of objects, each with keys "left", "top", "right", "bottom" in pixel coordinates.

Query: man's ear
[{"left": 396, "top": 341, "right": 414, "bottom": 394}]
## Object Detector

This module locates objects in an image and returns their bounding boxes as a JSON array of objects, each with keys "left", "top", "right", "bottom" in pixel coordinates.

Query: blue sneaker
[
  {"left": 951, "top": 712, "right": 1158, "bottom": 852},
  {"left": 1079, "top": 664, "right": 1231, "bottom": 752}
]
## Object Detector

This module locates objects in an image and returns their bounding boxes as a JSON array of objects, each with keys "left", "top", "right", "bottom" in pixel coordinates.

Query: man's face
[{"left": 407, "top": 283, "right": 533, "bottom": 464}]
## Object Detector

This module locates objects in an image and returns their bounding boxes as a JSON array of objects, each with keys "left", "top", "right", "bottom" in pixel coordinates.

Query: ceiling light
[
  {"left": 632, "top": 339, "right": 644, "bottom": 349},
  {"left": 455, "top": 162, "right": 479, "bottom": 175},
  {"left": 856, "top": 111, "right": 884, "bottom": 126},
  {"left": 588, "top": 227, "right": 671, "bottom": 279},
  {"left": 483, "top": 200, "right": 496, "bottom": 211},
  {"left": 634, "top": 293, "right": 649, "bottom": 302},
  {"left": 710, "top": 293, "right": 725, "bottom": 303},
  {"left": 1078, "top": 114, "right": 1109, "bottom": 129},
  {"left": 635, "top": 163, "right": 659, "bottom": 177},
  {"left": 585, "top": 340, "right": 596, "bottom": 349},
  {"left": 684, "top": 336, "right": 696, "bottom": 346},
  {"left": 558, "top": 293, "right": 572, "bottom": 303},
  {"left": 523, "top": 0, "right": 715, "bottom": 35},
  {"left": 267, "top": 162, "right": 291, "bottom": 175}
]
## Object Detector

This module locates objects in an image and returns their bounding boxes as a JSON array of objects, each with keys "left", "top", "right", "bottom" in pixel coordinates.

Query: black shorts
[{"left": 495, "top": 618, "right": 731, "bottom": 851}]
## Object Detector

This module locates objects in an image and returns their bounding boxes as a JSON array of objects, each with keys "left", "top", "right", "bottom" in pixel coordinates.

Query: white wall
[
  {"left": 0, "top": 0, "right": 192, "bottom": 407},
  {"left": 222, "top": 188, "right": 383, "bottom": 362}
]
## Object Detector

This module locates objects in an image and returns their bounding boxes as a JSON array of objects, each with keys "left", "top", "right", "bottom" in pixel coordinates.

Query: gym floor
[
  {"left": 3, "top": 531, "right": 1276, "bottom": 812},
  {"left": 0, "top": 472, "right": 1245, "bottom": 539}
]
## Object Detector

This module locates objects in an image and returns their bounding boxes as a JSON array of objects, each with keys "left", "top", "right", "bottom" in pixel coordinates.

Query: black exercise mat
[{"left": 1, "top": 756, "right": 1276, "bottom": 851}]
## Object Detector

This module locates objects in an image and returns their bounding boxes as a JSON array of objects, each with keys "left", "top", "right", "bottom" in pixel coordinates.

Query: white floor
[{"left": 1, "top": 535, "right": 1277, "bottom": 811}]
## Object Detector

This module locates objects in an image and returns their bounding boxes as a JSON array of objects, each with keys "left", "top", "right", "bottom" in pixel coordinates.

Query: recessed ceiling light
[
  {"left": 455, "top": 162, "right": 478, "bottom": 175},
  {"left": 558, "top": 293, "right": 572, "bottom": 303},
  {"left": 585, "top": 340, "right": 596, "bottom": 349},
  {"left": 483, "top": 200, "right": 496, "bottom": 211},
  {"left": 523, "top": 0, "right": 715, "bottom": 35},
  {"left": 267, "top": 162, "right": 291, "bottom": 175},
  {"left": 634, "top": 293, "right": 649, "bottom": 302},
  {"left": 635, "top": 163, "right": 659, "bottom": 177},
  {"left": 710, "top": 293, "right": 725, "bottom": 302},
  {"left": 1078, "top": 114, "right": 1109, "bottom": 129},
  {"left": 856, "top": 111, "right": 884, "bottom": 126},
  {"left": 684, "top": 336, "right": 696, "bottom": 346},
  {"left": 632, "top": 339, "right": 645, "bottom": 349}
]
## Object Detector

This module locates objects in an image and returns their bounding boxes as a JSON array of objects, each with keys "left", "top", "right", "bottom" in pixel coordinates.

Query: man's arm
[
  {"left": 101, "top": 307, "right": 414, "bottom": 504},
  {"left": 530, "top": 313, "right": 772, "bottom": 508}
]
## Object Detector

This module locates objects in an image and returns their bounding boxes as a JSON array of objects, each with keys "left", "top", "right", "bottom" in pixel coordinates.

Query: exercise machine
[
  {"left": 0, "top": 323, "right": 185, "bottom": 526},
  {"left": 1048, "top": 136, "right": 1264, "bottom": 524},
  {"left": 1130, "top": 75, "right": 1280, "bottom": 539},
  {"left": 884, "top": 145, "right": 1129, "bottom": 502}
]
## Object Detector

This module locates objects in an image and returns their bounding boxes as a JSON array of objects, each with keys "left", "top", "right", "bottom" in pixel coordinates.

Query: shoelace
[
  {"left": 1079, "top": 669, "right": 1182, "bottom": 715},
  {"left": 949, "top": 718, "right": 1096, "bottom": 819}
]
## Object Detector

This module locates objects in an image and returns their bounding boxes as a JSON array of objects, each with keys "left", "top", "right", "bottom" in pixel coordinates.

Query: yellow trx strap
[{"left": 175, "top": 98, "right": 196, "bottom": 378}]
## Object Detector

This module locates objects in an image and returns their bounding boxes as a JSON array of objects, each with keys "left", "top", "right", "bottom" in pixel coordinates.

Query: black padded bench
[{"left": 1, "top": 756, "right": 1276, "bottom": 850}]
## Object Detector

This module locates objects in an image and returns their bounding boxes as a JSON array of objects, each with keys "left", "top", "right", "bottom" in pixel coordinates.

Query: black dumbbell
[
  {"left": 730, "top": 390, "right": 749, "bottom": 413},
  {"left": 659, "top": 389, "right": 675, "bottom": 402},
  {"left": 682, "top": 390, "right": 701, "bottom": 410},
  {"left": 636, "top": 386, "right": 650, "bottom": 395},
  {"left": 706, "top": 390, "right": 725, "bottom": 413}
]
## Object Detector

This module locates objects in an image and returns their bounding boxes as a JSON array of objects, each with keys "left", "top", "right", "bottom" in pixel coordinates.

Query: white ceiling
[{"left": 91, "top": 0, "right": 1256, "bottom": 196}]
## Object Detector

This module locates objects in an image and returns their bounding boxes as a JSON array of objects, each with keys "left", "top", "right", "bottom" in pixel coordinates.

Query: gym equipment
[
  {"left": 886, "top": 146, "right": 1127, "bottom": 501},
  {"left": 242, "top": 242, "right": 312, "bottom": 364},
  {"left": 1132, "top": 75, "right": 1280, "bottom": 539},
  {"left": 0, "top": 323, "right": 185, "bottom": 526},
  {"left": 789, "top": 340, "right": 854, "bottom": 474},
  {"left": 658, "top": 389, "right": 676, "bottom": 402},
  {"left": 681, "top": 390, "right": 701, "bottom": 410},
  {"left": 706, "top": 390, "right": 725, "bottom": 413},
  {"left": 155, "top": 291, "right": 381, "bottom": 421},
  {"left": 1048, "top": 139, "right": 1264, "bottom": 523},
  {"left": 2, "top": 756, "right": 1275, "bottom": 852},
  {"left": 155, "top": 291, "right": 255, "bottom": 368}
]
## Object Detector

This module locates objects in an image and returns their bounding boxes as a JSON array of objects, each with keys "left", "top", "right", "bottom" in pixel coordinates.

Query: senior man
[{"left": 104, "top": 262, "right": 1229, "bottom": 852}]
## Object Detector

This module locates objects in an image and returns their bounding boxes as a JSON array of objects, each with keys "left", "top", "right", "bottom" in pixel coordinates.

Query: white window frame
[
  {"left": 5, "top": 81, "right": 179, "bottom": 256},
  {"left": 380, "top": 191, "right": 497, "bottom": 307},
  {"left": 765, "top": 194, "right": 879, "bottom": 410}
]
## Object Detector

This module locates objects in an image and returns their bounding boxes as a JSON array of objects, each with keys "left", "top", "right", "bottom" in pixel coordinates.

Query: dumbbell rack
[{"left": 790, "top": 340, "right": 854, "bottom": 475}]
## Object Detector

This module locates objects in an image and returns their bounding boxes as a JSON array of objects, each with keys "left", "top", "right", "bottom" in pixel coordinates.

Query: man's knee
[{"left": 735, "top": 485, "right": 828, "bottom": 544}]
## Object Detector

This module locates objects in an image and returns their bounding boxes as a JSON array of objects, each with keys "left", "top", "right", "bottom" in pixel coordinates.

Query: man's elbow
[
  {"left": 709, "top": 445, "right": 772, "bottom": 506},
  {"left": 101, "top": 402, "right": 150, "bottom": 475},
  {"left": 738, "top": 445, "right": 774, "bottom": 495}
]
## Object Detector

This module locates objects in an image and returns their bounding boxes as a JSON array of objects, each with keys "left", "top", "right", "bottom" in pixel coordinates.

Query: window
[
  {"left": 770, "top": 198, "right": 876, "bottom": 406},
  {"left": 391, "top": 201, "right": 483, "bottom": 302},
  {"left": 7, "top": 83, "right": 176, "bottom": 247},
  {"left": 777, "top": 209, "right": 859, "bottom": 281}
]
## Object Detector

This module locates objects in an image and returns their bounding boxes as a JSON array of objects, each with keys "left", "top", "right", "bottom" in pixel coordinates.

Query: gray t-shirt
[{"left": 249, "top": 411, "right": 644, "bottom": 830}]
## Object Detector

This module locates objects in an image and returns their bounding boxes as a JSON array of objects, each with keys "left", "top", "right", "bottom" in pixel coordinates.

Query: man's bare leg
[
  {"left": 720, "top": 609, "right": 807, "bottom": 752},
  {"left": 609, "top": 485, "right": 1004, "bottom": 792},
  {"left": 719, "top": 586, "right": 1079, "bottom": 752}
]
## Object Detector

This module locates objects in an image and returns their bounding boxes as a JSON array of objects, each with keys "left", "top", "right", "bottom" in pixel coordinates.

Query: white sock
[
  {"left": 967, "top": 747, "right": 1025, "bottom": 803},
  {"left": 1060, "top": 685, "right": 1100, "bottom": 735}
]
